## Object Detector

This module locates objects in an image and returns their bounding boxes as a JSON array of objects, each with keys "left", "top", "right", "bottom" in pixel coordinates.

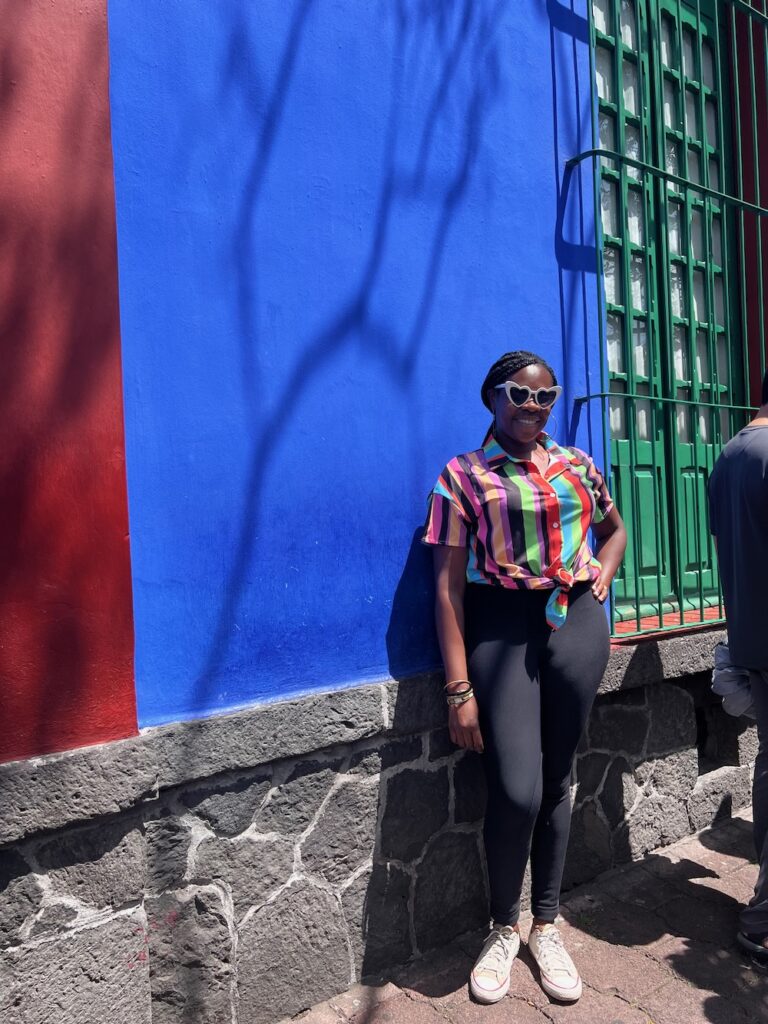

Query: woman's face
[{"left": 488, "top": 362, "right": 556, "bottom": 449}]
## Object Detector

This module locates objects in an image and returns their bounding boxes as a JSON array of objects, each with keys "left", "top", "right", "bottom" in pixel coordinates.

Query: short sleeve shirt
[
  {"left": 708, "top": 425, "right": 768, "bottom": 669},
  {"left": 422, "top": 431, "right": 614, "bottom": 627}
]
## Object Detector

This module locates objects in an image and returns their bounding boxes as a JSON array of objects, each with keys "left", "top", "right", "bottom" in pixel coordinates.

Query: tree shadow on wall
[
  {"left": 153, "top": 2, "right": 508, "bottom": 1020},
  {"left": 0, "top": 4, "right": 135, "bottom": 761},
  {"left": 193, "top": 0, "right": 507, "bottom": 705}
]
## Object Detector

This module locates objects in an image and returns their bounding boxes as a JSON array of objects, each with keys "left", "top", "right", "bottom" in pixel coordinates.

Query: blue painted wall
[{"left": 108, "top": 0, "right": 604, "bottom": 726}]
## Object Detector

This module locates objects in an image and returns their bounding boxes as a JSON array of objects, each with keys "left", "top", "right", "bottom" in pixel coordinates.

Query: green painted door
[{"left": 592, "top": 0, "right": 743, "bottom": 626}]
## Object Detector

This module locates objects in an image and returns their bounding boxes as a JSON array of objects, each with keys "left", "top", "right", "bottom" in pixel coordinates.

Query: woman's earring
[{"left": 545, "top": 414, "right": 559, "bottom": 437}]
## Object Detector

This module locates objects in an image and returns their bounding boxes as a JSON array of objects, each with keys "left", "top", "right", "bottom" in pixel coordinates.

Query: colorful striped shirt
[{"left": 422, "top": 431, "right": 614, "bottom": 628}]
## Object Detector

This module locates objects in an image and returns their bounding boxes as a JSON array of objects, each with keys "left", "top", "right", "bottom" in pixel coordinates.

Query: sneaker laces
[
  {"left": 475, "top": 927, "right": 517, "bottom": 978},
  {"left": 532, "top": 926, "right": 571, "bottom": 976}
]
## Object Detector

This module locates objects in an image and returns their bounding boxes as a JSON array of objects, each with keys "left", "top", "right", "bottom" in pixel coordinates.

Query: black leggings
[{"left": 465, "top": 582, "right": 610, "bottom": 925}]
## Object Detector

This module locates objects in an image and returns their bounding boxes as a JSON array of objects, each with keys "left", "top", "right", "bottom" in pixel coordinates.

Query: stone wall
[{"left": 0, "top": 628, "right": 757, "bottom": 1024}]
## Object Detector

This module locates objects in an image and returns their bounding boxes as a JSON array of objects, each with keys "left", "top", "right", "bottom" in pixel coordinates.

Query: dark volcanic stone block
[
  {"left": 146, "top": 888, "right": 233, "bottom": 1024},
  {"left": 414, "top": 831, "right": 487, "bottom": 950},
  {"left": 0, "top": 849, "right": 43, "bottom": 947},
  {"left": 238, "top": 881, "right": 349, "bottom": 1024},
  {"left": 180, "top": 772, "right": 271, "bottom": 837},
  {"left": 380, "top": 768, "right": 449, "bottom": 862},
  {"left": 600, "top": 756, "right": 637, "bottom": 830},
  {"left": 453, "top": 753, "right": 486, "bottom": 824},
  {"left": 301, "top": 777, "right": 380, "bottom": 884},
  {"left": 646, "top": 684, "right": 696, "bottom": 755},
  {"left": 342, "top": 862, "right": 412, "bottom": 977}
]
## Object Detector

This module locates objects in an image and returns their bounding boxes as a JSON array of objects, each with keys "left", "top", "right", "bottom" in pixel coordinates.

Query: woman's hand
[
  {"left": 449, "top": 698, "right": 484, "bottom": 753},
  {"left": 591, "top": 507, "right": 627, "bottom": 604},
  {"left": 591, "top": 573, "right": 611, "bottom": 603}
]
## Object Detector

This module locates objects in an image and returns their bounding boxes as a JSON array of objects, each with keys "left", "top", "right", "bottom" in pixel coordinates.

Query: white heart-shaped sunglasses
[{"left": 495, "top": 382, "right": 562, "bottom": 409}]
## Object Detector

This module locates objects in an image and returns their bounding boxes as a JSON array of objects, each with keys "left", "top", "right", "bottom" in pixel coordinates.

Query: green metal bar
[
  {"left": 567, "top": 148, "right": 768, "bottom": 216},
  {"left": 576, "top": 391, "right": 755, "bottom": 409},
  {"left": 651, "top": 2, "right": 681, "bottom": 629},
  {"left": 731, "top": 3, "right": 752, "bottom": 407},
  {"left": 728, "top": 0, "right": 768, "bottom": 29},
  {"left": 587, "top": 0, "right": 616, "bottom": 634},
  {"left": 713, "top": 0, "right": 739, "bottom": 447}
]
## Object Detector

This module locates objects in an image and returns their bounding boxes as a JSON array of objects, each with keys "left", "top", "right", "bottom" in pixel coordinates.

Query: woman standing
[{"left": 423, "top": 350, "right": 626, "bottom": 1004}]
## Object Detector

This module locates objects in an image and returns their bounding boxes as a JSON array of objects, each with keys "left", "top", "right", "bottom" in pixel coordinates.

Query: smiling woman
[{"left": 422, "top": 349, "right": 627, "bottom": 1005}]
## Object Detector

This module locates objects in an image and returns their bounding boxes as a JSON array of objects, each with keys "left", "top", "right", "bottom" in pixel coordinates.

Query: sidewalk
[{"left": 288, "top": 809, "right": 768, "bottom": 1024}]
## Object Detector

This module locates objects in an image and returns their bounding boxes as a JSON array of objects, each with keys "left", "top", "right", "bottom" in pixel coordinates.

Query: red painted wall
[{"left": 0, "top": 0, "right": 137, "bottom": 762}]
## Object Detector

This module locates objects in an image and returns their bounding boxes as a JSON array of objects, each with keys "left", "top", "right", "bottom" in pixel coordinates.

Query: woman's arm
[
  {"left": 590, "top": 506, "right": 627, "bottom": 603},
  {"left": 433, "top": 545, "right": 484, "bottom": 753}
]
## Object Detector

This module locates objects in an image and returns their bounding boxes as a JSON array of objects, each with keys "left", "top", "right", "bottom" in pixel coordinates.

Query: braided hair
[{"left": 480, "top": 350, "right": 558, "bottom": 410}]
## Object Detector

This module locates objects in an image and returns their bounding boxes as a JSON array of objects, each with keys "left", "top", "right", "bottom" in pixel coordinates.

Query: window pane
[
  {"left": 686, "top": 91, "right": 698, "bottom": 140},
  {"left": 687, "top": 148, "right": 701, "bottom": 183},
  {"left": 597, "top": 47, "right": 614, "bottom": 102},
  {"left": 625, "top": 124, "right": 641, "bottom": 180},
  {"left": 671, "top": 264, "right": 686, "bottom": 318},
  {"left": 599, "top": 111, "right": 616, "bottom": 151},
  {"left": 604, "top": 246, "right": 621, "bottom": 305},
  {"left": 706, "top": 100, "right": 717, "bottom": 147},
  {"left": 699, "top": 391, "right": 711, "bottom": 442},
  {"left": 623, "top": 59, "right": 639, "bottom": 115},
  {"left": 607, "top": 313, "right": 625, "bottom": 374},
  {"left": 661, "top": 17, "right": 675, "bottom": 68},
  {"left": 677, "top": 389, "right": 692, "bottom": 442},
  {"left": 702, "top": 43, "right": 716, "bottom": 90},
  {"left": 627, "top": 188, "right": 644, "bottom": 244},
  {"left": 631, "top": 254, "right": 646, "bottom": 310},
  {"left": 674, "top": 325, "right": 689, "bottom": 381},
  {"left": 683, "top": 31, "right": 696, "bottom": 80},
  {"left": 696, "top": 331, "right": 710, "bottom": 383},
  {"left": 714, "top": 275, "right": 724, "bottom": 325},
  {"left": 593, "top": 0, "right": 611, "bottom": 35},
  {"left": 633, "top": 319, "right": 649, "bottom": 377},
  {"left": 720, "top": 409, "right": 731, "bottom": 443},
  {"left": 694, "top": 270, "right": 707, "bottom": 322},
  {"left": 601, "top": 178, "right": 619, "bottom": 237},
  {"left": 664, "top": 79, "right": 677, "bottom": 128},
  {"left": 666, "top": 138, "right": 680, "bottom": 177},
  {"left": 668, "top": 201, "right": 683, "bottom": 254},
  {"left": 712, "top": 217, "right": 722, "bottom": 265},
  {"left": 717, "top": 335, "right": 729, "bottom": 385},
  {"left": 691, "top": 207, "right": 704, "bottom": 261},
  {"left": 609, "top": 380, "right": 627, "bottom": 438},
  {"left": 708, "top": 157, "right": 719, "bottom": 190},
  {"left": 621, "top": 0, "right": 637, "bottom": 49},
  {"left": 636, "top": 382, "right": 651, "bottom": 440}
]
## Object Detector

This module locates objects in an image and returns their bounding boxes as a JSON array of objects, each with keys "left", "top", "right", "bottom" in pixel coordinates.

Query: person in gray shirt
[{"left": 709, "top": 369, "right": 768, "bottom": 964}]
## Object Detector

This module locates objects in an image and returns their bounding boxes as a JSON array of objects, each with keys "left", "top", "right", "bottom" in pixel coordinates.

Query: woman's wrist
[{"left": 444, "top": 678, "right": 471, "bottom": 694}]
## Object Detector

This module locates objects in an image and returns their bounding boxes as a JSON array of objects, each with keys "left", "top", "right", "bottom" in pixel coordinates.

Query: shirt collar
[{"left": 481, "top": 427, "right": 564, "bottom": 469}]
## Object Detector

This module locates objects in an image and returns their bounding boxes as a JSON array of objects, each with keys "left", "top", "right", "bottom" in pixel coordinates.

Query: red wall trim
[{"left": 0, "top": 0, "right": 137, "bottom": 762}]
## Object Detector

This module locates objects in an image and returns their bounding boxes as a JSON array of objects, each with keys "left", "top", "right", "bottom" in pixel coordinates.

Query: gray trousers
[{"left": 741, "top": 669, "right": 768, "bottom": 935}]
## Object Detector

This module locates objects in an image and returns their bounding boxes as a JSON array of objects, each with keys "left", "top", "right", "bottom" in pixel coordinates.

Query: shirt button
[{"left": 553, "top": 522, "right": 560, "bottom": 529}]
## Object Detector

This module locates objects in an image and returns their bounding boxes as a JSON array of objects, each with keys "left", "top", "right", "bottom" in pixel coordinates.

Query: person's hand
[
  {"left": 448, "top": 698, "right": 484, "bottom": 753},
  {"left": 591, "top": 573, "right": 612, "bottom": 603}
]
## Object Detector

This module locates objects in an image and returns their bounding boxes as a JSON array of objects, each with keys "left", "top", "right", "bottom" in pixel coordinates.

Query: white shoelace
[
  {"left": 475, "top": 928, "right": 517, "bottom": 978},
  {"left": 532, "top": 927, "right": 572, "bottom": 976}
]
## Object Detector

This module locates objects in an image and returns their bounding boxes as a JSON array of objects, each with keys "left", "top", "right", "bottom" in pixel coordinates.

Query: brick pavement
[{"left": 286, "top": 809, "right": 768, "bottom": 1024}]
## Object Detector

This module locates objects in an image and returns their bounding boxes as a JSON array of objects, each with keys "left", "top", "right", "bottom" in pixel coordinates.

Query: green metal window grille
[{"left": 572, "top": 0, "right": 768, "bottom": 638}]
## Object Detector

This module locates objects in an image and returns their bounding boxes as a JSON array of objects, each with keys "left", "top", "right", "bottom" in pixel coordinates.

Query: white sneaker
[
  {"left": 469, "top": 924, "right": 520, "bottom": 1004},
  {"left": 527, "top": 923, "right": 582, "bottom": 1002}
]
